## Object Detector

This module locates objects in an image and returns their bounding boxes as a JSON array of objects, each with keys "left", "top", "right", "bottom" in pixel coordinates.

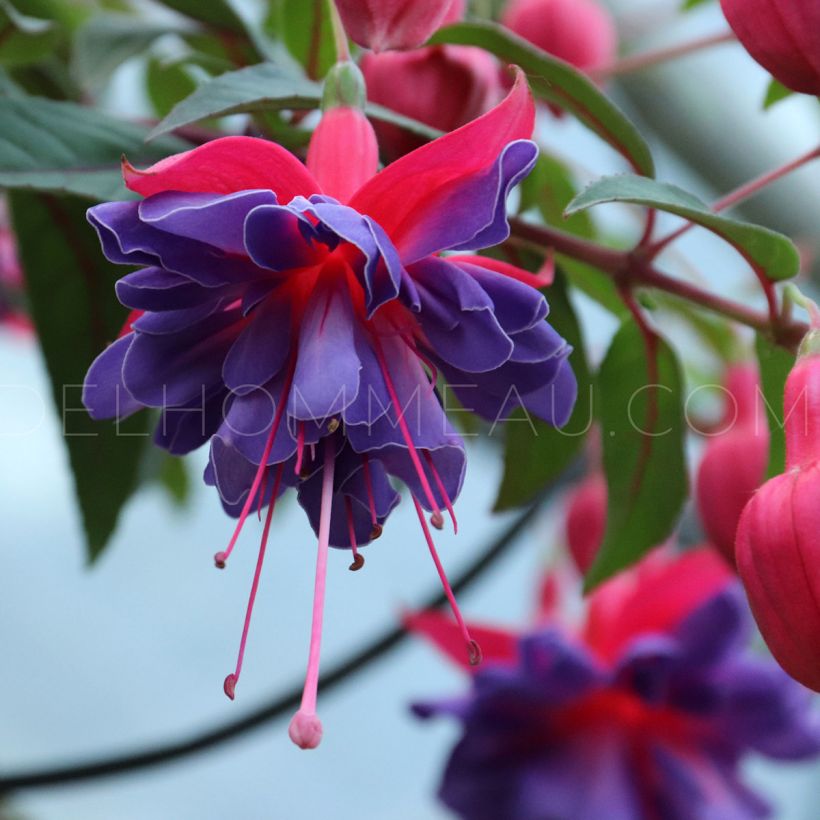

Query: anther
[
  {"left": 214, "top": 551, "right": 227, "bottom": 569},
  {"left": 370, "top": 523, "right": 383, "bottom": 540},
  {"left": 223, "top": 673, "right": 237, "bottom": 700},
  {"left": 349, "top": 554, "right": 365, "bottom": 571},
  {"left": 468, "top": 639, "right": 483, "bottom": 666},
  {"left": 430, "top": 511, "right": 445, "bottom": 530},
  {"left": 327, "top": 418, "right": 340, "bottom": 433}
]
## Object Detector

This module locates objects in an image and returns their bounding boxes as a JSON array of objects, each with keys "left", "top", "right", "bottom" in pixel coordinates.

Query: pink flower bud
[
  {"left": 736, "top": 351, "right": 820, "bottom": 692},
  {"left": 736, "top": 465, "right": 820, "bottom": 692},
  {"left": 501, "top": 0, "right": 617, "bottom": 74},
  {"left": 695, "top": 365, "right": 769, "bottom": 566},
  {"left": 720, "top": 0, "right": 820, "bottom": 96},
  {"left": 564, "top": 472, "right": 607, "bottom": 574},
  {"left": 336, "top": 0, "right": 464, "bottom": 53},
  {"left": 361, "top": 45, "right": 501, "bottom": 160}
]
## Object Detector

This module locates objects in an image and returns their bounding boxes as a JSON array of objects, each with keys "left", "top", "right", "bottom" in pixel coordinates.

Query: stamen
[
  {"left": 223, "top": 463, "right": 285, "bottom": 700},
  {"left": 288, "top": 439, "right": 335, "bottom": 750},
  {"left": 256, "top": 466, "right": 271, "bottom": 522},
  {"left": 370, "top": 333, "right": 443, "bottom": 519},
  {"left": 214, "top": 363, "right": 295, "bottom": 569},
  {"left": 423, "top": 451, "right": 458, "bottom": 534},
  {"left": 327, "top": 417, "right": 340, "bottom": 433},
  {"left": 400, "top": 332, "right": 438, "bottom": 396},
  {"left": 430, "top": 511, "right": 445, "bottom": 530},
  {"left": 294, "top": 422, "right": 306, "bottom": 476},
  {"left": 411, "top": 495, "right": 481, "bottom": 667},
  {"left": 361, "top": 455, "right": 378, "bottom": 527},
  {"left": 344, "top": 496, "right": 365, "bottom": 571}
]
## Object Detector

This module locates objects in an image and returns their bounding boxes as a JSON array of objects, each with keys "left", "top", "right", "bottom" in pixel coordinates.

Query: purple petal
[
  {"left": 83, "top": 334, "right": 142, "bottom": 420},
  {"left": 154, "top": 387, "right": 229, "bottom": 455},
  {"left": 243, "top": 204, "right": 322, "bottom": 272},
  {"left": 115, "top": 267, "right": 217, "bottom": 311}
]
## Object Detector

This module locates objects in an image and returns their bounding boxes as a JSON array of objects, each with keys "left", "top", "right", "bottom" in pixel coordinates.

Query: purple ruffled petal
[{"left": 83, "top": 334, "right": 142, "bottom": 420}]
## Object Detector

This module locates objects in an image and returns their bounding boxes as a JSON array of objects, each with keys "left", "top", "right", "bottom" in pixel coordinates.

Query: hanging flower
[
  {"left": 696, "top": 364, "right": 769, "bottom": 566},
  {"left": 82, "top": 70, "right": 576, "bottom": 747},
  {"left": 409, "top": 548, "right": 820, "bottom": 819},
  {"left": 736, "top": 336, "right": 820, "bottom": 692}
]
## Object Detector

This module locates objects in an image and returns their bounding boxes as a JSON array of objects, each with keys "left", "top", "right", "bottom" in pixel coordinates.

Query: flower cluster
[
  {"left": 410, "top": 548, "right": 820, "bottom": 819},
  {"left": 82, "top": 74, "right": 576, "bottom": 746}
]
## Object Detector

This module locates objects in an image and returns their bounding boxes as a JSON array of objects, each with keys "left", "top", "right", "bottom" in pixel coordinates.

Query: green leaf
[
  {"left": 146, "top": 56, "right": 198, "bottom": 118},
  {"left": 586, "top": 321, "right": 688, "bottom": 589},
  {"left": 429, "top": 21, "right": 655, "bottom": 177},
  {"left": 567, "top": 174, "right": 801, "bottom": 282},
  {"left": 755, "top": 333, "right": 795, "bottom": 478},
  {"left": 681, "top": 0, "right": 712, "bottom": 8},
  {"left": 0, "top": 0, "right": 60, "bottom": 67},
  {"left": 72, "top": 14, "right": 191, "bottom": 91},
  {"left": 495, "top": 270, "right": 592, "bottom": 509},
  {"left": 0, "top": 95, "right": 189, "bottom": 200},
  {"left": 151, "top": 0, "right": 246, "bottom": 33},
  {"left": 147, "top": 60, "right": 441, "bottom": 143},
  {"left": 763, "top": 78, "right": 793, "bottom": 110},
  {"left": 9, "top": 192, "right": 151, "bottom": 561},
  {"left": 275, "top": 0, "right": 335, "bottom": 81}
]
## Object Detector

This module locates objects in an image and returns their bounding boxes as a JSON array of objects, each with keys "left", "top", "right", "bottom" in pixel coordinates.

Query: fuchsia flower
[
  {"left": 409, "top": 548, "right": 820, "bottom": 819},
  {"left": 720, "top": 0, "right": 820, "bottom": 96},
  {"left": 336, "top": 0, "right": 464, "bottom": 53},
  {"left": 501, "top": 0, "right": 617, "bottom": 76},
  {"left": 696, "top": 365, "right": 769, "bottom": 566},
  {"left": 736, "top": 341, "right": 820, "bottom": 692},
  {"left": 0, "top": 198, "right": 30, "bottom": 333},
  {"left": 82, "top": 72, "right": 576, "bottom": 747},
  {"left": 564, "top": 471, "right": 606, "bottom": 574},
  {"left": 361, "top": 45, "right": 501, "bottom": 160}
]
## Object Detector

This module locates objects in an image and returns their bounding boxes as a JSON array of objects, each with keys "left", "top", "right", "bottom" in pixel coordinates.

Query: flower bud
[
  {"left": 564, "top": 472, "right": 606, "bottom": 574},
  {"left": 501, "top": 0, "right": 617, "bottom": 74},
  {"left": 720, "top": 0, "right": 820, "bottom": 96},
  {"left": 695, "top": 365, "right": 769, "bottom": 566},
  {"left": 336, "top": 0, "right": 464, "bottom": 53},
  {"left": 736, "top": 350, "right": 820, "bottom": 692},
  {"left": 361, "top": 45, "right": 500, "bottom": 160}
]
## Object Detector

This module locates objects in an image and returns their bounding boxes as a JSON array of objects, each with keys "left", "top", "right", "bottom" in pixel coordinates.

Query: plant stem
[
  {"left": 508, "top": 218, "right": 809, "bottom": 348},
  {"left": 647, "top": 144, "right": 820, "bottom": 258},
  {"left": 589, "top": 30, "right": 736, "bottom": 82}
]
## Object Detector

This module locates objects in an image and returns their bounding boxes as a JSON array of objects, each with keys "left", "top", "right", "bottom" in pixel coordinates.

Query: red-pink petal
[
  {"left": 583, "top": 547, "right": 733, "bottom": 664},
  {"left": 350, "top": 69, "right": 534, "bottom": 248},
  {"left": 404, "top": 609, "right": 519, "bottom": 670},
  {"left": 450, "top": 254, "right": 550, "bottom": 290},
  {"left": 306, "top": 107, "right": 379, "bottom": 205},
  {"left": 123, "top": 136, "right": 320, "bottom": 201}
]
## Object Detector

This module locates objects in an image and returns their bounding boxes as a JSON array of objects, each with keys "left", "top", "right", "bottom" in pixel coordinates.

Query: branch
[{"left": 0, "top": 498, "right": 545, "bottom": 794}]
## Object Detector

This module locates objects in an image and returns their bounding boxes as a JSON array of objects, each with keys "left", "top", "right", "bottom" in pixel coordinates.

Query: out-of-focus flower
[
  {"left": 0, "top": 198, "right": 30, "bottom": 333},
  {"left": 736, "top": 339, "right": 820, "bottom": 692},
  {"left": 696, "top": 364, "right": 769, "bottom": 566},
  {"left": 564, "top": 471, "right": 606, "bottom": 574},
  {"left": 82, "top": 71, "right": 577, "bottom": 747},
  {"left": 336, "top": 0, "right": 464, "bottom": 53},
  {"left": 720, "top": 0, "right": 820, "bottom": 96},
  {"left": 501, "top": 0, "right": 617, "bottom": 75},
  {"left": 361, "top": 45, "right": 501, "bottom": 160},
  {"left": 410, "top": 548, "right": 820, "bottom": 819}
]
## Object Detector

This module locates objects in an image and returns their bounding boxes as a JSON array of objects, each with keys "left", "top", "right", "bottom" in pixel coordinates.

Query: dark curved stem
[{"left": 0, "top": 499, "right": 544, "bottom": 794}]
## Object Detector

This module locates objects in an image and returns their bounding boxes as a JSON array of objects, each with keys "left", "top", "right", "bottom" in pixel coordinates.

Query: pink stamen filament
[
  {"left": 370, "top": 332, "right": 443, "bottom": 519},
  {"left": 400, "top": 331, "right": 438, "bottom": 397},
  {"left": 294, "top": 421, "right": 306, "bottom": 476},
  {"left": 344, "top": 496, "right": 365, "bottom": 571},
  {"left": 223, "top": 463, "right": 285, "bottom": 701},
  {"left": 361, "top": 455, "right": 378, "bottom": 527},
  {"left": 411, "top": 495, "right": 481, "bottom": 666},
  {"left": 214, "top": 363, "right": 295, "bottom": 568},
  {"left": 423, "top": 451, "right": 458, "bottom": 534},
  {"left": 288, "top": 439, "right": 336, "bottom": 750},
  {"left": 256, "top": 466, "right": 271, "bottom": 522}
]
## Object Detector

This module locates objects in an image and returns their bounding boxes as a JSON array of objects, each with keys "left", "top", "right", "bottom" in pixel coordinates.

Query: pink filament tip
[
  {"left": 223, "top": 674, "right": 237, "bottom": 700},
  {"left": 288, "top": 710, "right": 323, "bottom": 750},
  {"left": 214, "top": 551, "right": 227, "bottom": 569},
  {"left": 430, "top": 511, "right": 445, "bottom": 530}
]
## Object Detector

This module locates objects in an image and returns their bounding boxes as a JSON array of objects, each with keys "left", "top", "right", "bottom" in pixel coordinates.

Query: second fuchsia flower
[
  {"left": 720, "top": 0, "right": 820, "bottom": 96},
  {"left": 736, "top": 336, "right": 820, "bottom": 693},
  {"left": 82, "top": 70, "right": 576, "bottom": 747},
  {"left": 410, "top": 548, "right": 820, "bottom": 819}
]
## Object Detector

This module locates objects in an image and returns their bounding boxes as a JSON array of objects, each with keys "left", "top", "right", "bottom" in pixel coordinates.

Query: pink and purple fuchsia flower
[
  {"left": 82, "top": 72, "right": 576, "bottom": 748},
  {"left": 409, "top": 548, "right": 820, "bottom": 819}
]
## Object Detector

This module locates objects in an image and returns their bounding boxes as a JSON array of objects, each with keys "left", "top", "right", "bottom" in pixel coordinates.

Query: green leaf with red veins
[{"left": 586, "top": 320, "right": 687, "bottom": 590}]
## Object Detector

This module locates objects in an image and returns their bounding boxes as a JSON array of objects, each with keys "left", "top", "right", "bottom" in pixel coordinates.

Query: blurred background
[{"left": 1, "top": 0, "right": 819, "bottom": 818}]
